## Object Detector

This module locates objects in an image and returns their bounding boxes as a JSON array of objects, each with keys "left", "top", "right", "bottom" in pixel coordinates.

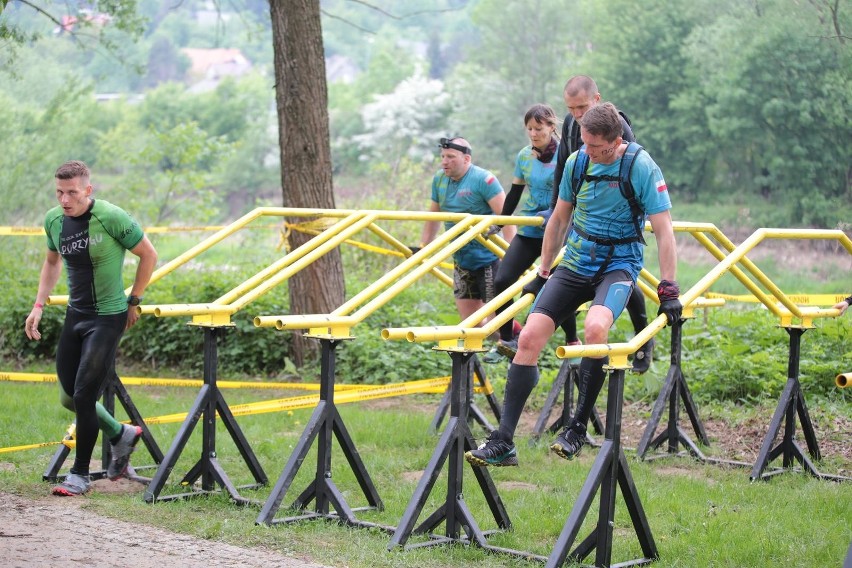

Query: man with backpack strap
[
  {"left": 466, "top": 103, "right": 681, "bottom": 467},
  {"left": 552, "top": 75, "right": 656, "bottom": 374}
]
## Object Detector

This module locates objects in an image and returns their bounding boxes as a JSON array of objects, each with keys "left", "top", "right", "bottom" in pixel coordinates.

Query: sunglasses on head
[{"left": 438, "top": 137, "right": 471, "bottom": 155}]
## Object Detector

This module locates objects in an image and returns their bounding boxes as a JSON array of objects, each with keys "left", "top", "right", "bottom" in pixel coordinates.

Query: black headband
[{"left": 438, "top": 137, "right": 471, "bottom": 155}]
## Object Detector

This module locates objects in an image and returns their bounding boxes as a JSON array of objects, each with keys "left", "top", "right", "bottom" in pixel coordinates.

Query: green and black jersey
[{"left": 44, "top": 199, "right": 145, "bottom": 315}]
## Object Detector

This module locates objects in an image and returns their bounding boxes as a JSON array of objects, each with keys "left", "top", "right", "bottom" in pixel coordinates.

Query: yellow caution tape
[
  {"left": 0, "top": 371, "right": 378, "bottom": 391},
  {"left": 704, "top": 292, "right": 848, "bottom": 305},
  {"left": 0, "top": 375, "right": 496, "bottom": 453}
]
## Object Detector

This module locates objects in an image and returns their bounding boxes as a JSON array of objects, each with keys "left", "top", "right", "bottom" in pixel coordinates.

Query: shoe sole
[
  {"left": 464, "top": 451, "right": 519, "bottom": 467},
  {"left": 108, "top": 426, "right": 143, "bottom": 481},
  {"left": 52, "top": 485, "right": 88, "bottom": 496},
  {"left": 549, "top": 443, "right": 582, "bottom": 461},
  {"left": 495, "top": 344, "right": 517, "bottom": 360}
]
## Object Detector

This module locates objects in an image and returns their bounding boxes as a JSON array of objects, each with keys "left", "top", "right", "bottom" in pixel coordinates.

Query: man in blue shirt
[
  {"left": 419, "top": 137, "right": 514, "bottom": 329},
  {"left": 466, "top": 104, "right": 681, "bottom": 467},
  {"left": 553, "top": 75, "right": 655, "bottom": 374}
]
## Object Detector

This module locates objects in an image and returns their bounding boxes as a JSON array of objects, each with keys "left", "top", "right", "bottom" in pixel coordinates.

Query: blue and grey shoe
[{"left": 465, "top": 431, "right": 518, "bottom": 467}]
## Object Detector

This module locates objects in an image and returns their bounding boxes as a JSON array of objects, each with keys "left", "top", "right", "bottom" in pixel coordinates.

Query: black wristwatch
[{"left": 127, "top": 295, "right": 142, "bottom": 306}]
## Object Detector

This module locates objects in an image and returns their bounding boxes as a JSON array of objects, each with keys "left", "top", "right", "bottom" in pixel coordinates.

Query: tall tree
[{"left": 270, "top": 0, "right": 345, "bottom": 365}]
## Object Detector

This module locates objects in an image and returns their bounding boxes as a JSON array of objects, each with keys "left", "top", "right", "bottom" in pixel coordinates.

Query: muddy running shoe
[
  {"left": 631, "top": 338, "right": 655, "bottom": 374},
  {"left": 550, "top": 423, "right": 587, "bottom": 461},
  {"left": 107, "top": 424, "right": 143, "bottom": 480},
  {"left": 465, "top": 431, "right": 518, "bottom": 467},
  {"left": 482, "top": 346, "right": 504, "bottom": 364},
  {"left": 52, "top": 472, "right": 91, "bottom": 496},
  {"left": 495, "top": 338, "right": 519, "bottom": 361}
]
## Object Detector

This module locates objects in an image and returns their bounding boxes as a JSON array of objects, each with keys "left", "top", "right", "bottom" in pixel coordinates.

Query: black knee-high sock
[
  {"left": 627, "top": 286, "right": 648, "bottom": 334},
  {"left": 497, "top": 363, "right": 539, "bottom": 442},
  {"left": 572, "top": 357, "right": 606, "bottom": 429}
]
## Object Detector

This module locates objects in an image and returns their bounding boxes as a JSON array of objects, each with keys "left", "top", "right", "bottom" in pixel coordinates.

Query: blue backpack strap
[
  {"left": 618, "top": 141, "right": 647, "bottom": 245},
  {"left": 570, "top": 147, "right": 590, "bottom": 205}
]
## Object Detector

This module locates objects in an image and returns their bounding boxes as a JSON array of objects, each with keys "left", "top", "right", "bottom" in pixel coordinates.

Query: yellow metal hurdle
[{"left": 246, "top": 210, "right": 540, "bottom": 530}]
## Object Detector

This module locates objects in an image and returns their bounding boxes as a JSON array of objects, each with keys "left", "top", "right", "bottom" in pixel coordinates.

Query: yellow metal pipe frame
[
  {"left": 555, "top": 226, "right": 851, "bottom": 362},
  {"left": 259, "top": 216, "right": 513, "bottom": 337},
  {"left": 363, "top": 222, "right": 453, "bottom": 287},
  {"left": 216, "top": 213, "right": 369, "bottom": 305},
  {"left": 836, "top": 373, "right": 851, "bottom": 388}
]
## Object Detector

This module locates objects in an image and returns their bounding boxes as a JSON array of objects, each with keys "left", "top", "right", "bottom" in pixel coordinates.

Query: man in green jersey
[{"left": 25, "top": 160, "right": 158, "bottom": 496}]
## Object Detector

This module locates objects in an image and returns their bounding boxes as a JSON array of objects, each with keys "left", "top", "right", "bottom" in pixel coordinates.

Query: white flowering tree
[{"left": 353, "top": 72, "right": 452, "bottom": 189}]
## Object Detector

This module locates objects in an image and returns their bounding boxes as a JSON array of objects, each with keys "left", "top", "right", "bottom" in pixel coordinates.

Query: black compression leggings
[
  {"left": 493, "top": 235, "right": 577, "bottom": 342},
  {"left": 493, "top": 236, "right": 649, "bottom": 342},
  {"left": 56, "top": 308, "right": 127, "bottom": 475}
]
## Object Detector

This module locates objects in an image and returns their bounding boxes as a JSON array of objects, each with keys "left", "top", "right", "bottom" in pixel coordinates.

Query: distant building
[
  {"left": 181, "top": 48, "right": 252, "bottom": 93},
  {"left": 54, "top": 10, "right": 111, "bottom": 34}
]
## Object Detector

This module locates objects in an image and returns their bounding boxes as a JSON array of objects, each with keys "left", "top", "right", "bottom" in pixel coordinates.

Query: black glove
[
  {"left": 483, "top": 224, "right": 502, "bottom": 237},
  {"left": 408, "top": 246, "right": 421, "bottom": 254},
  {"left": 522, "top": 274, "right": 548, "bottom": 297},
  {"left": 657, "top": 279, "right": 682, "bottom": 325},
  {"left": 536, "top": 208, "right": 553, "bottom": 228}
]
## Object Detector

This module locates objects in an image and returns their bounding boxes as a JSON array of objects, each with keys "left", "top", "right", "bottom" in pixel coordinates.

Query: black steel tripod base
[
  {"left": 750, "top": 327, "right": 832, "bottom": 481},
  {"left": 143, "top": 327, "right": 267, "bottom": 504},
  {"left": 390, "top": 351, "right": 512, "bottom": 552},
  {"left": 256, "top": 338, "right": 386, "bottom": 530},
  {"left": 636, "top": 319, "right": 709, "bottom": 462},
  {"left": 430, "top": 354, "right": 501, "bottom": 433},
  {"left": 546, "top": 369, "right": 658, "bottom": 568}
]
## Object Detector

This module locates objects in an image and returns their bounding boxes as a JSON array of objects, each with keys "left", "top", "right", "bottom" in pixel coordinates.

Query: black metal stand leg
[
  {"left": 389, "top": 351, "right": 513, "bottom": 552},
  {"left": 750, "top": 328, "right": 822, "bottom": 480},
  {"left": 546, "top": 370, "right": 658, "bottom": 568},
  {"left": 430, "top": 354, "right": 499, "bottom": 433},
  {"left": 256, "top": 338, "right": 387, "bottom": 530},
  {"left": 144, "top": 327, "right": 267, "bottom": 504},
  {"left": 43, "top": 368, "right": 164, "bottom": 482},
  {"left": 636, "top": 320, "right": 709, "bottom": 461},
  {"left": 471, "top": 354, "right": 502, "bottom": 424},
  {"left": 530, "top": 360, "right": 604, "bottom": 447}
]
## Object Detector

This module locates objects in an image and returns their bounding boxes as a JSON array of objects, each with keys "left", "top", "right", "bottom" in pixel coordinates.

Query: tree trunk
[{"left": 270, "top": 0, "right": 345, "bottom": 366}]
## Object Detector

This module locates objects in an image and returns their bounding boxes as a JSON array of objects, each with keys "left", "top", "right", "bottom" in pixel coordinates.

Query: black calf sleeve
[
  {"left": 573, "top": 357, "right": 606, "bottom": 429},
  {"left": 497, "top": 363, "right": 539, "bottom": 441}
]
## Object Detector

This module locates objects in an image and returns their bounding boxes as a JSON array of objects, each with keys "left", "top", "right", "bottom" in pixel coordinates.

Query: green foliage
[{"left": 679, "top": 307, "right": 851, "bottom": 402}]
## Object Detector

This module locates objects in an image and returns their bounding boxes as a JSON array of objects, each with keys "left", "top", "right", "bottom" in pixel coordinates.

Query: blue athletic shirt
[
  {"left": 431, "top": 164, "right": 503, "bottom": 270},
  {"left": 557, "top": 147, "right": 671, "bottom": 280},
  {"left": 513, "top": 145, "right": 557, "bottom": 239}
]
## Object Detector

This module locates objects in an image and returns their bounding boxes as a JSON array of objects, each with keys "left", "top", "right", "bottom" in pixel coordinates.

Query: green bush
[
  {"left": 118, "top": 267, "right": 293, "bottom": 377},
  {"left": 680, "top": 307, "right": 850, "bottom": 402}
]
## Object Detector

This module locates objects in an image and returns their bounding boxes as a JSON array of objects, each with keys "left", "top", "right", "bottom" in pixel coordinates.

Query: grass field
[{"left": 1, "top": 366, "right": 850, "bottom": 568}]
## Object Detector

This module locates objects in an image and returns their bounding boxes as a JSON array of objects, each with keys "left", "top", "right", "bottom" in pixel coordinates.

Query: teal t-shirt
[
  {"left": 431, "top": 164, "right": 503, "bottom": 270},
  {"left": 513, "top": 145, "right": 557, "bottom": 239},
  {"left": 557, "top": 147, "right": 671, "bottom": 280},
  {"left": 44, "top": 199, "right": 145, "bottom": 315}
]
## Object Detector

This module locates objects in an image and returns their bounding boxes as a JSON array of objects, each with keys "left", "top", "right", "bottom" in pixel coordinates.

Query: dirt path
[{"left": 1, "top": 490, "right": 330, "bottom": 568}]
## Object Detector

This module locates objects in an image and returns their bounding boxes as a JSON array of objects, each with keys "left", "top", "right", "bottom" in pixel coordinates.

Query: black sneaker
[
  {"left": 465, "top": 431, "right": 518, "bottom": 467},
  {"left": 631, "top": 338, "right": 655, "bottom": 374},
  {"left": 550, "top": 423, "right": 587, "bottom": 460}
]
